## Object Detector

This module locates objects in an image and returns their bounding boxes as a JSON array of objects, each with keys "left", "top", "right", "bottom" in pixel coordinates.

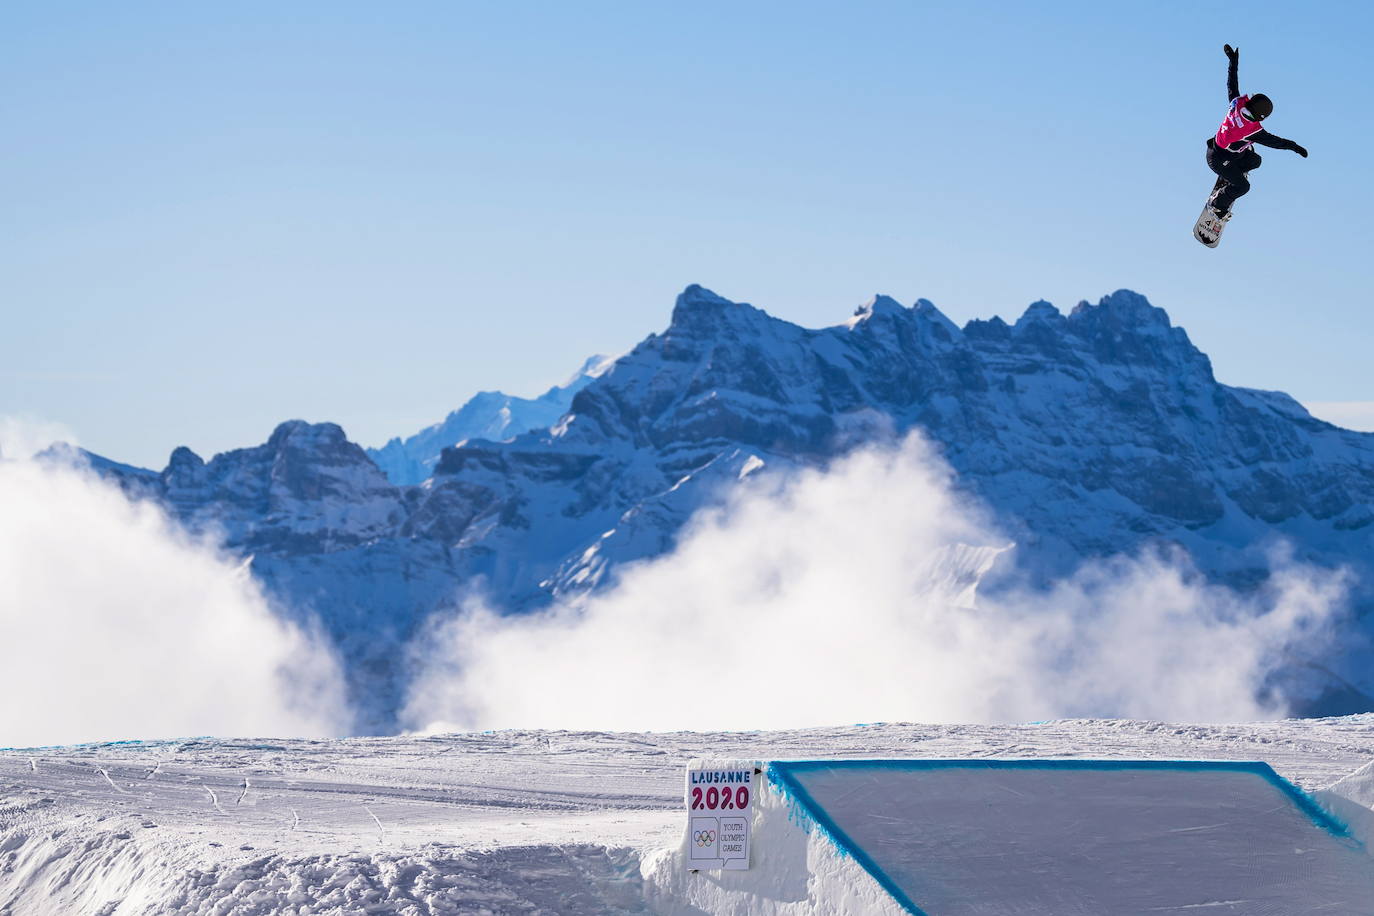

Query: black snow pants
[{"left": 1206, "top": 139, "right": 1262, "bottom": 213}]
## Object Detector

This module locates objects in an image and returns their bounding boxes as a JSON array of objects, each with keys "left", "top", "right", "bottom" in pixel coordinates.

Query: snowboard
[{"left": 1193, "top": 186, "right": 1230, "bottom": 247}]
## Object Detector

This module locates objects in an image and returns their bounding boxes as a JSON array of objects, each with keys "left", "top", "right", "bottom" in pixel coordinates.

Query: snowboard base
[{"left": 1194, "top": 188, "right": 1231, "bottom": 247}]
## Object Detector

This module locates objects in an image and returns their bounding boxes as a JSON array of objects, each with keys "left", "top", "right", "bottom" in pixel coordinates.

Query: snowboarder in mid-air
[{"left": 1194, "top": 44, "right": 1308, "bottom": 247}]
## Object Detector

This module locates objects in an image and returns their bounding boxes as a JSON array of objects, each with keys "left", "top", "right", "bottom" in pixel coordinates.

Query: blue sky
[{"left": 4, "top": 1, "right": 1371, "bottom": 468}]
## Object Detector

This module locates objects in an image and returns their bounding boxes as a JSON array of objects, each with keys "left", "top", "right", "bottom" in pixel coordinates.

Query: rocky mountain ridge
[
  {"left": 70, "top": 286, "right": 1374, "bottom": 731},
  {"left": 365, "top": 355, "right": 615, "bottom": 486}
]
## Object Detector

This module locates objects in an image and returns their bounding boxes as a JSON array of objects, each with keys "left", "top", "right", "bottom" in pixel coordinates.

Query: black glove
[
  {"left": 1295, "top": 144, "right": 1309, "bottom": 158},
  {"left": 1224, "top": 44, "right": 1239, "bottom": 60}
]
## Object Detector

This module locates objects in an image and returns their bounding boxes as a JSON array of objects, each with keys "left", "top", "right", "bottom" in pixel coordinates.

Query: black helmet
[{"left": 1245, "top": 93, "right": 1273, "bottom": 120}]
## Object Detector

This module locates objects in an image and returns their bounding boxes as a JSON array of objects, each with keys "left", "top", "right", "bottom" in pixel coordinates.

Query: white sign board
[{"left": 686, "top": 766, "right": 753, "bottom": 870}]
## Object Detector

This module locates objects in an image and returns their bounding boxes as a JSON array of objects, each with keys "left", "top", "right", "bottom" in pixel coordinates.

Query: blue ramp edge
[{"left": 765, "top": 758, "right": 1357, "bottom": 916}]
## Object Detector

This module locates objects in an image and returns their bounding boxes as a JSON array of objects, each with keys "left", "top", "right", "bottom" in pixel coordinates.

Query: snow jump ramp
[{"left": 643, "top": 758, "right": 1374, "bottom": 915}]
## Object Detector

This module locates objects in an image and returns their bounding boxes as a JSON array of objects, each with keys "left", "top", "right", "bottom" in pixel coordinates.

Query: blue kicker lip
[{"left": 765, "top": 758, "right": 1359, "bottom": 916}]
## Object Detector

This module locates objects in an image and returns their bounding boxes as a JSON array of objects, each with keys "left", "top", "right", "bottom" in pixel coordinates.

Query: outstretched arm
[
  {"left": 1225, "top": 44, "right": 1240, "bottom": 101},
  {"left": 1252, "top": 130, "right": 1309, "bottom": 157}
]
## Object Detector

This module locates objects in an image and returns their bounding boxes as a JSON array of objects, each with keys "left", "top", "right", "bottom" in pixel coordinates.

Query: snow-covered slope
[
  {"left": 3, "top": 718, "right": 1373, "bottom": 914},
  {"left": 76, "top": 286, "right": 1374, "bottom": 730},
  {"left": 366, "top": 356, "right": 615, "bottom": 486}
]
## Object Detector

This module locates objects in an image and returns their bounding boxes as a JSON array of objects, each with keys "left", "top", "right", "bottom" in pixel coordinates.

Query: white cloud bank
[
  {"left": 0, "top": 434, "right": 349, "bottom": 748},
  {"left": 404, "top": 435, "right": 1346, "bottom": 733},
  {"left": 0, "top": 415, "right": 79, "bottom": 462}
]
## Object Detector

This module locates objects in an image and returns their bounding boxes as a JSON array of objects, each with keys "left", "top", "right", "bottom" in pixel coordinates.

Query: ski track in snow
[{"left": 1, "top": 717, "right": 1372, "bottom": 914}]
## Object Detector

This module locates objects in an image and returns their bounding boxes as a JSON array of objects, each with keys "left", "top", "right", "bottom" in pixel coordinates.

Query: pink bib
[{"left": 1216, "top": 95, "right": 1263, "bottom": 151}]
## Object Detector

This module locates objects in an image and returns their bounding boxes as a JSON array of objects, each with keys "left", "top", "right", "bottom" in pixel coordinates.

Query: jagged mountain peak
[
  {"left": 666, "top": 285, "right": 780, "bottom": 337},
  {"left": 911, "top": 296, "right": 959, "bottom": 328},
  {"left": 32, "top": 440, "right": 86, "bottom": 466},
  {"left": 1095, "top": 287, "right": 1159, "bottom": 313},
  {"left": 849, "top": 294, "right": 906, "bottom": 324},
  {"left": 1070, "top": 289, "right": 1174, "bottom": 331},
  {"left": 676, "top": 283, "right": 733, "bottom": 307},
  {"left": 1015, "top": 299, "right": 1065, "bottom": 328},
  {"left": 267, "top": 419, "right": 349, "bottom": 450},
  {"left": 167, "top": 445, "right": 204, "bottom": 469},
  {"left": 962, "top": 314, "right": 1012, "bottom": 341},
  {"left": 1067, "top": 292, "right": 1213, "bottom": 376}
]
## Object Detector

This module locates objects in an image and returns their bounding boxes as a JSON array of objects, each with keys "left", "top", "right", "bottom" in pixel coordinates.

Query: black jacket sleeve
[
  {"left": 1228, "top": 56, "right": 1239, "bottom": 102},
  {"left": 1251, "top": 130, "right": 1300, "bottom": 152}
]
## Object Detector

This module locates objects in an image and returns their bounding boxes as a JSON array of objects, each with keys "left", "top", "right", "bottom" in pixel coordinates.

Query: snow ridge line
[
  {"left": 28, "top": 760, "right": 36, "bottom": 772},
  {"left": 290, "top": 808, "right": 300, "bottom": 830},
  {"left": 204, "top": 785, "right": 226, "bottom": 815},
  {"left": 364, "top": 805, "right": 384, "bottom": 844},
  {"left": 145, "top": 762, "right": 161, "bottom": 780},
  {"left": 97, "top": 768, "right": 131, "bottom": 795},
  {"left": 236, "top": 779, "right": 250, "bottom": 805}
]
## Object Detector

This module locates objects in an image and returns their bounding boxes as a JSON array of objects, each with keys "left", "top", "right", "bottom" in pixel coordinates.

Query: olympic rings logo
[{"left": 694, "top": 830, "right": 716, "bottom": 847}]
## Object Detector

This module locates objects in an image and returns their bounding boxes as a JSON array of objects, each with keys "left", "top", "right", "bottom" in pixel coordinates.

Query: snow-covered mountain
[
  {"left": 77, "top": 286, "right": 1374, "bottom": 731},
  {"left": 365, "top": 355, "right": 615, "bottom": 486}
]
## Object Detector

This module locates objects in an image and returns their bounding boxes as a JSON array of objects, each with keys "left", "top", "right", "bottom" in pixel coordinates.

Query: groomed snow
[{"left": 3, "top": 717, "right": 1374, "bottom": 914}]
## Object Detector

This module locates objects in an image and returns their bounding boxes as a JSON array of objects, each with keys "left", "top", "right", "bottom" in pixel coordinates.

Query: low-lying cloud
[
  {"left": 403, "top": 434, "right": 1347, "bottom": 733},
  {"left": 0, "top": 429, "right": 349, "bottom": 748}
]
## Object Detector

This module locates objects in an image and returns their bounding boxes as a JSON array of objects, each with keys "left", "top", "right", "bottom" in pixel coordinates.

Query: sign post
[{"left": 686, "top": 765, "right": 753, "bottom": 870}]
